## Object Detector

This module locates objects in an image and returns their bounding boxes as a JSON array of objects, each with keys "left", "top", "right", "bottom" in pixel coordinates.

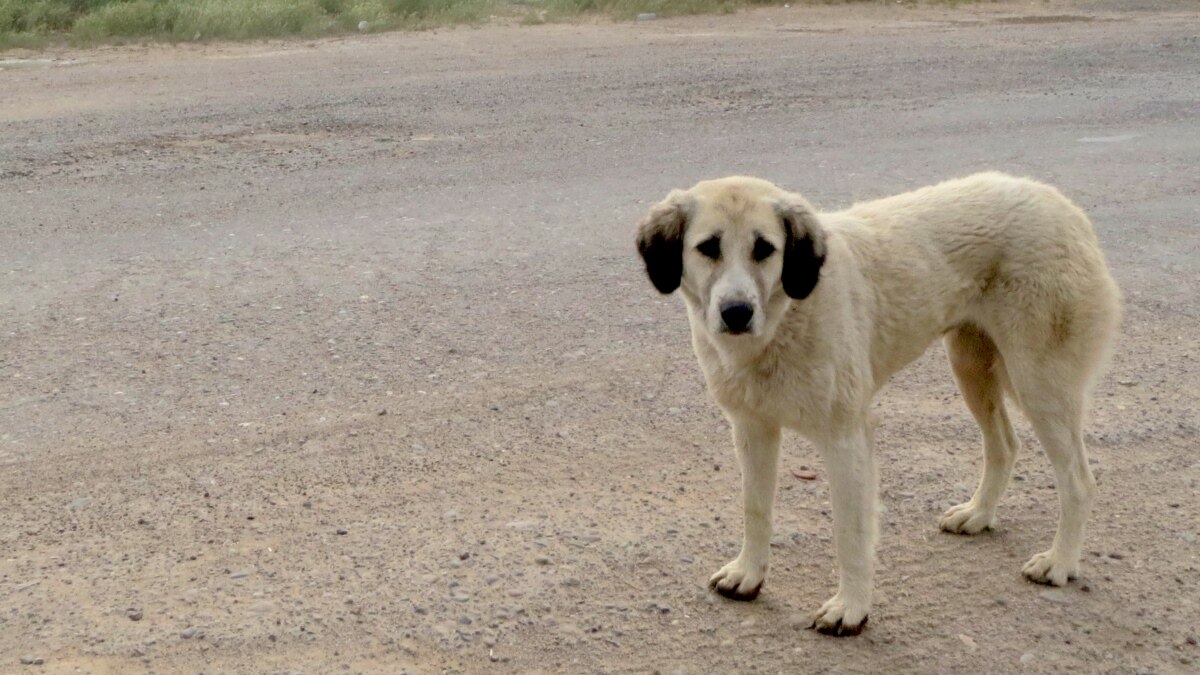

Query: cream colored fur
[{"left": 635, "top": 172, "right": 1121, "bottom": 636}]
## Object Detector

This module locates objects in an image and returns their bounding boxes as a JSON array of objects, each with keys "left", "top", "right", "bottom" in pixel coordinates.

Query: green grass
[
  {"left": 0, "top": 0, "right": 504, "bottom": 47},
  {"left": 0, "top": 0, "right": 925, "bottom": 50}
]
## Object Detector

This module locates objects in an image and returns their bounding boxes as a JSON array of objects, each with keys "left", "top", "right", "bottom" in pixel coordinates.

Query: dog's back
[{"left": 830, "top": 172, "right": 1120, "bottom": 371}]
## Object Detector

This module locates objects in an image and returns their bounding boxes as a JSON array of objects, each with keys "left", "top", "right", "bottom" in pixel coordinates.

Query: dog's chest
[{"left": 702, "top": 356, "right": 795, "bottom": 421}]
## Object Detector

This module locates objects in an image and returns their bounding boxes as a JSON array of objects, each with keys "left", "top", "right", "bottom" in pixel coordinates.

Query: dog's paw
[
  {"left": 1022, "top": 550, "right": 1078, "bottom": 586},
  {"left": 938, "top": 501, "right": 995, "bottom": 535},
  {"left": 810, "top": 594, "right": 868, "bottom": 637},
  {"left": 708, "top": 557, "right": 766, "bottom": 601}
]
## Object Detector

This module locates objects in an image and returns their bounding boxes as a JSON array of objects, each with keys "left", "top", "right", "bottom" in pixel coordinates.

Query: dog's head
[{"left": 636, "top": 177, "right": 826, "bottom": 340}]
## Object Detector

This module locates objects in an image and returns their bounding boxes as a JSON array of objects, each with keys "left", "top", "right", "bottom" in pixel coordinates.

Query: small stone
[
  {"left": 357, "top": 20, "right": 368, "bottom": 31},
  {"left": 561, "top": 578, "right": 581, "bottom": 587},
  {"left": 452, "top": 593, "right": 470, "bottom": 602},
  {"left": 336, "top": 529, "right": 348, "bottom": 535},
  {"left": 1039, "top": 590, "right": 1072, "bottom": 604},
  {"left": 443, "top": 510, "right": 459, "bottom": 521},
  {"left": 636, "top": 12, "right": 657, "bottom": 21},
  {"left": 1107, "top": 552, "right": 1124, "bottom": 560},
  {"left": 534, "top": 555, "right": 552, "bottom": 565},
  {"left": 180, "top": 626, "right": 201, "bottom": 639},
  {"left": 1020, "top": 652, "right": 1035, "bottom": 665},
  {"left": 459, "top": 551, "right": 470, "bottom": 560},
  {"left": 958, "top": 633, "right": 977, "bottom": 650},
  {"left": 66, "top": 497, "right": 92, "bottom": 510},
  {"left": 791, "top": 469, "right": 818, "bottom": 481},
  {"left": 126, "top": 608, "right": 143, "bottom": 621},
  {"left": 230, "top": 570, "right": 250, "bottom": 579},
  {"left": 20, "top": 656, "right": 44, "bottom": 665}
]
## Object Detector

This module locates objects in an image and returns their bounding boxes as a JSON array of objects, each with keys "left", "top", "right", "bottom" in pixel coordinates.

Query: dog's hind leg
[
  {"left": 1005, "top": 357, "right": 1098, "bottom": 586},
  {"left": 939, "top": 325, "right": 1021, "bottom": 534}
]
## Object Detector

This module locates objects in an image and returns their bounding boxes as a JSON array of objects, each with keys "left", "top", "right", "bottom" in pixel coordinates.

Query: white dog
[{"left": 635, "top": 173, "right": 1120, "bottom": 635}]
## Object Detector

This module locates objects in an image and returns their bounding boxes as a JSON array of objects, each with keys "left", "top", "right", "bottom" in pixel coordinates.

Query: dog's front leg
[
  {"left": 811, "top": 423, "right": 878, "bottom": 636},
  {"left": 708, "top": 416, "right": 781, "bottom": 601}
]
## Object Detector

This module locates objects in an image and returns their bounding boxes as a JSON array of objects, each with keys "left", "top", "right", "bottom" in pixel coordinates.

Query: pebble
[
  {"left": 336, "top": 529, "right": 348, "bottom": 536},
  {"left": 20, "top": 656, "right": 43, "bottom": 665},
  {"left": 126, "top": 608, "right": 143, "bottom": 621},
  {"left": 791, "top": 469, "right": 818, "bottom": 481},
  {"left": 958, "top": 633, "right": 977, "bottom": 650},
  {"left": 1038, "top": 590, "right": 1072, "bottom": 604},
  {"left": 357, "top": 20, "right": 368, "bottom": 32},
  {"left": 443, "top": 510, "right": 459, "bottom": 521},
  {"left": 636, "top": 12, "right": 657, "bottom": 21},
  {"left": 1020, "top": 652, "right": 1035, "bottom": 665},
  {"left": 534, "top": 555, "right": 552, "bottom": 565},
  {"left": 66, "top": 497, "right": 92, "bottom": 510},
  {"left": 452, "top": 593, "right": 470, "bottom": 602},
  {"left": 180, "top": 626, "right": 202, "bottom": 639},
  {"left": 230, "top": 570, "right": 250, "bottom": 579}
]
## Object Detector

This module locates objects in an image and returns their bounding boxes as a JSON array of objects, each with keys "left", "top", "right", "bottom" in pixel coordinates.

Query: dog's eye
[
  {"left": 696, "top": 236, "right": 721, "bottom": 260},
  {"left": 752, "top": 238, "right": 776, "bottom": 262}
]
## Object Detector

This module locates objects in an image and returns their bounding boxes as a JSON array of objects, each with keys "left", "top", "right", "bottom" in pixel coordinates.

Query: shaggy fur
[{"left": 635, "top": 173, "right": 1121, "bottom": 636}]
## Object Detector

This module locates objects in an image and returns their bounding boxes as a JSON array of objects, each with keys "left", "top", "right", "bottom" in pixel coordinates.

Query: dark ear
[
  {"left": 776, "top": 197, "right": 827, "bottom": 300},
  {"left": 635, "top": 190, "right": 689, "bottom": 294}
]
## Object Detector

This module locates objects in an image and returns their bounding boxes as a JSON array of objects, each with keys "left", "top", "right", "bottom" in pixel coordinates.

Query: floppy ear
[
  {"left": 635, "top": 190, "right": 689, "bottom": 294},
  {"left": 776, "top": 197, "right": 827, "bottom": 300}
]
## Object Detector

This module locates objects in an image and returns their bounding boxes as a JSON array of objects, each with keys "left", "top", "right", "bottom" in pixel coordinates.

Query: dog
[{"left": 635, "top": 172, "right": 1120, "bottom": 635}]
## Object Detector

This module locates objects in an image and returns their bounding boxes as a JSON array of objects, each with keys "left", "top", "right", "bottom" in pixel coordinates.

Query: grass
[{"left": 0, "top": 0, "right": 906, "bottom": 50}]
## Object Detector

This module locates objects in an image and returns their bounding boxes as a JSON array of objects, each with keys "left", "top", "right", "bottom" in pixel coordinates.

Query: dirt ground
[{"left": 2, "top": 1, "right": 1199, "bottom": 672}]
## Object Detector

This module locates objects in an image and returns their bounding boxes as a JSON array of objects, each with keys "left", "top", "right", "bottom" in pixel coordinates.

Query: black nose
[{"left": 720, "top": 302, "right": 754, "bottom": 334}]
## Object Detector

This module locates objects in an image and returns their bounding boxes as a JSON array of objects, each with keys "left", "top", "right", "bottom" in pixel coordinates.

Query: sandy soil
[{"left": 1, "top": 1, "right": 1199, "bottom": 672}]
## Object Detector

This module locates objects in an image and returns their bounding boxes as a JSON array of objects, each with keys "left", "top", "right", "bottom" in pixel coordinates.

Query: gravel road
[{"left": 1, "top": 1, "right": 1198, "bottom": 672}]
